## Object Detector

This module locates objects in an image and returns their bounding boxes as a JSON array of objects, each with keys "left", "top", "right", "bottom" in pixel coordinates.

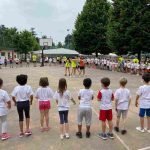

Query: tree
[
  {"left": 73, "top": 0, "right": 111, "bottom": 56},
  {"left": 16, "top": 30, "right": 40, "bottom": 59},
  {"left": 57, "top": 42, "right": 63, "bottom": 48},
  {"left": 64, "top": 34, "right": 74, "bottom": 49},
  {"left": 107, "top": 0, "right": 150, "bottom": 61}
]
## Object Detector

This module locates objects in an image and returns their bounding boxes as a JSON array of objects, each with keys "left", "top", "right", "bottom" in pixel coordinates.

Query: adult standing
[
  {"left": 64, "top": 58, "right": 71, "bottom": 76},
  {"left": 32, "top": 55, "right": 37, "bottom": 67},
  {"left": 4, "top": 57, "right": 7, "bottom": 67},
  {"left": 79, "top": 57, "right": 85, "bottom": 76},
  {"left": 9, "top": 57, "right": 13, "bottom": 68}
]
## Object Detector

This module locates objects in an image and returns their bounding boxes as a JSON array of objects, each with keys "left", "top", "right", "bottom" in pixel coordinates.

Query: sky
[{"left": 0, "top": 0, "right": 86, "bottom": 44}]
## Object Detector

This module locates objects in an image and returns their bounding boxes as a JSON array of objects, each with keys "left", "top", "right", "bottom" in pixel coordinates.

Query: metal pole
[{"left": 41, "top": 46, "right": 45, "bottom": 67}]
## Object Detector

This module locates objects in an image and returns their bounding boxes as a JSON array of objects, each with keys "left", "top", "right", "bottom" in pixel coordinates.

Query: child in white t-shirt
[
  {"left": 76, "top": 78, "right": 94, "bottom": 138},
  {"left": 12, "top": 74, "right": 33, "bottom": 137},
  {"left": 114, "top": 77, "right": 131, "bottom": 135},
  {"left": 135, "top": 73, "right": 150, "bottom": 133},
  {"left": 35, "top": 77, "right": 54, "bottom": 132},
  {"left": 53, "top": 78, "right": 76, "bottom": 140},
  {"left": 0, "top": 78, "right": 11, "bottom": 140}
]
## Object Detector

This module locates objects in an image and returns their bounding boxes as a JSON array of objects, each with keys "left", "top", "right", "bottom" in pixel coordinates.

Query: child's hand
[
  {"left": 135, "top": 101, "right": 138, "bottom": 107},
  {"left": 14, "top": 102, "right": 16, "bottom": 106},
  {"left": 115, "top": 108, "right": 118, "bottom": 112}
]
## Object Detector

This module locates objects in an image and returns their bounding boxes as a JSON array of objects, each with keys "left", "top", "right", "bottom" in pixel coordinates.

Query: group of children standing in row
[{"left": 0, "top": 73, "right": 149, "bottom": 141}]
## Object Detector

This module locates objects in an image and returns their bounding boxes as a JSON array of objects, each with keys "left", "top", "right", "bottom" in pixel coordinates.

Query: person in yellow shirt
[
  {"left": 32, "top": 55, "right": 37, "bottom": 67},
  {"left": 65, "top": 58, "right": 71, "bottom": 76},
  {"left": 71, "top": 57, "right": 77, "bottom": 76}
]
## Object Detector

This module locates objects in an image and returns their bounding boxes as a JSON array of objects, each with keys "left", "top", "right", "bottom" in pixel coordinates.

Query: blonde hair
[{"left": 119, "top": 77, "right": 127, "bottom": 87}]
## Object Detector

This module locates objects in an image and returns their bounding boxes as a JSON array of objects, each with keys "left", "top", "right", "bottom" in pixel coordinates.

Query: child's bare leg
[
  {"left": 108, "top": 121, "right": 113, "bottom": 133},
  {"left": 19, "top": 121, "right": 23, "bottom": 133},
  {"left": 102, "top": 121, "right": 106, "bottom": 133},
  {"left": 40, "top": 111, "right": 44, "bottom": 128},
  {"left": 45, "top": 110, "right": 49, "bottom": 128},
  {"left": 65, "top": 123, "right": 69, "bottom": 133},
  {"left": 116, "top": 117, "right": 120, "bottom": 128},
  {"left": 147, "top": 117, "right": 150, "bottom": 130},
  {"left": 140, "top": 117, "right": 144, "bottom": 129},
  {"left": 86, "top": 125, "right": 90, "bottom": 133},
  {"left": 26, "top": 118, "right": 30, "bottom": 131},
  {"left": 78, "top": 125, "right": 82, "bottom": 132},
  {"left": 122, "top": 117, "right": 127, "bottom": 130},
  {"left": 60, "top": 124, "right": 64, "bottom": 135}
]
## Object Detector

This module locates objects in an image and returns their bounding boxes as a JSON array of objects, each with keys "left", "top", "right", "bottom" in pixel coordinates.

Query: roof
[{"left": 33, "top": 48, "right": 79, "bottom": 55}]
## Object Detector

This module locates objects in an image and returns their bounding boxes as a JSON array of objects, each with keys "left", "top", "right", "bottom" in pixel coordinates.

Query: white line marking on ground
[
  {"left": 92, "top": 107, "right": 130, "bottom": 150},
  {"left": 138, "top": 146, "right": 150, "bottom": 150}
]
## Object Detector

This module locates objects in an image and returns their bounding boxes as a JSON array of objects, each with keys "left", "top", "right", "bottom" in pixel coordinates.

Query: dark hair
[
  {"left": 39, "top": 77, "right": 49, "bottom": 87},
  {"left": 83, "top": 78, "right": 92, "bottom": 89},
  {"left": 101, "top": 77, "right": 110, "bottom": 87},
  {"left": 142, "top": 73, "right": 150, "bottom": 83},
  {"left": 16, "top": 74, "right": 28, "bottom": 85},
  {"left": 0, "top": 78, "right": 3, "bottom": 86},
  {"left": 58, "top": 78, "right": 67, "bottom": 95}
]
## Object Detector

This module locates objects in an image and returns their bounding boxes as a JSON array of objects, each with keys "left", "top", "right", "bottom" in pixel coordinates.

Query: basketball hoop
[{"left": 39, "top": 38, "right": 53, "bottom": 67}]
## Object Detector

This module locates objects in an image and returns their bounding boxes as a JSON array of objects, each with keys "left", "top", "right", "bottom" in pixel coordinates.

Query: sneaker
[
  {"left": 121, "top": 130, "right": 127, "bottom": 135},
  {"left": 65, "top": 133, "right": 70, "bottom": 139},
  {"left": 114, "top": 126, "right": 119, "bottom": 132},
  {"left": 60, "top": 134, "right": 64, "bottom": 140},
  {"left": 1, "top": 133, "right": 10, "bottom": 141},
  {"left": 25, "top": 130, "right": 32, "bottom": 136},
  {"left": 144, "top": 128, "right": 150, "bottom": 133},
  {"left": 98, "top": 133, "right": 107, "bottom": 140},
  {"left": 136, "top": 127, "right": 145, "bottom": 133},
  {"left": 19, "top": 132, "right": 24, "bottom": 138},
  {"left": 76, "top": 132, "right": 82, "bottom": 138},
  {"left": 86, "top": 132, "right": 91, "bottom": 138},
  {"left": 107, "top": 133, "right": 115, "bottom": 139}
]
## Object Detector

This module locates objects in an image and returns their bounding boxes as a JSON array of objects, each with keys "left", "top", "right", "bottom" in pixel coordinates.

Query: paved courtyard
[{"left": 0, "top": 65, "right": 149, "bottom": 150}]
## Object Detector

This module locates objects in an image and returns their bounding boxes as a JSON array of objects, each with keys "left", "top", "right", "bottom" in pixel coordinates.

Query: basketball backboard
[{"left": 39, "top": 38, "right": 53, "bottom": 47}]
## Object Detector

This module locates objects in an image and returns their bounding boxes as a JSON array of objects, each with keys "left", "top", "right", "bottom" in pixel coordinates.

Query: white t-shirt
[
  {"left": 35, "top": 87, "right": 54, "bottom": 101},
  {"left": 78, "top": 89, "right": 94, "bottom": 108},
  {"left": 114, "top": 88, "right": 131, "bottom": 110},
  {"left": 97, "top": 89, "right": 114, "bottom": 110},
  {"left": 136, "top": 85, "right": 150, "bottom": 109},
  {"left": 53, "top": 90, "right": 71, "bottom": 111},
  {"left": 0, "top": 89, "right": 10, "bottom": 116},
  {"left": 12, "top": 85, "right": 33, "bottom": 102}
]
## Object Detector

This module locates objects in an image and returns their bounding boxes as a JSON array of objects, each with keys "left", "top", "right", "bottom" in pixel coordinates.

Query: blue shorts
[{"left": 139, "top": 108, "right": 150, "bottom": 117}]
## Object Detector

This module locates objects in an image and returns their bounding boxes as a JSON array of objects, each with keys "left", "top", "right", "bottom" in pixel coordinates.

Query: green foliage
[
  {"left": 73, "top": 0, "right": 111, "bottom": 55},
  {"left": 0, "top": 25, "right": 40, "bottom": 55},
  {"left": 57, "top": 42, "right": 63, "bottom": 48},
  {"left": 64, "top": 34, "right": 74, "bottom": 49},
  {"left": 107, "top": 0, "right": 150, "bottom": 57}
]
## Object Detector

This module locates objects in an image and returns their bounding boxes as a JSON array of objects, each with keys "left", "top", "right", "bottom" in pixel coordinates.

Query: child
[
  {"left": 135, "top": 73, "right": 150, "bottom": 133},
  {"left": 12, "top": 74, "right": 33, "bottom": 137},
  {"left": 114, "top": 77, "right": 131, "bottom": 134},
  {"left": 97, "top": 77, "right": 114, "bottom": 140},
  {"left": 35, "top": 77, "right": 54, "bottom": 132},
  {"left": 53, "top": 78, "right": 75, "bottom": 140},
  {"left": 65, "top": 58, "right": 71, "bottom": 76},
  {"left": 0, "top": 78, "right": 11, "bottom": 140},
  {"left": 76, "top": 78, "right": 94, "bottom": 138}
]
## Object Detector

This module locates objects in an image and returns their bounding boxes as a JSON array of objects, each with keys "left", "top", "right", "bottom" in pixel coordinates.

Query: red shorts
[
  {"left": 99, "top": 109, "right": 112, "bottom": 122},
  {"left": 39, "top": 101, "right": 51, "bottom": 110}
]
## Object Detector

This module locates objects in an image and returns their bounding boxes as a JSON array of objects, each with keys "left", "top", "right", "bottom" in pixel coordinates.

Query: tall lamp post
[{"left": 67, "top": 29, "right": 70, "bottom": 49}]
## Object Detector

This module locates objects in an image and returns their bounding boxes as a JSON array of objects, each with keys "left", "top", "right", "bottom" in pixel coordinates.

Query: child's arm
[
  {"left": 30, "top": 95, "right": 33, "bottom": 105},
  {"left": 135, "top": 95, "right": 139, "bottom": 107},
  {"left": 56, "top": 100, "right": 58, "bottom": 105},
  {"left": 71, "top": 98, "right": 76, "bottom": 105},
  {"left": 12, "top": 96, "right": 16, "bottom": 106},
  {"left": 7, "top": 101, "right": 11, "bottom": 109},
  {"left": 92, "top": 95, "right": 94, "bottom": 100},
  {"left": 128, "top": 98, "right": 131, "bottom": 108},
  {"left": 115, "top": 98, "right": 118, "bottom": 111}
]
